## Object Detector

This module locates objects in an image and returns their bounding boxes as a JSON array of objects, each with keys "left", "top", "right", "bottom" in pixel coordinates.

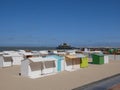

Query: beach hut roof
[
  {"left": 29, "top": 57, "right": 43, "bottom": 62},
  {"left": 28, "top": 57, "right": 57, "bottom": 62}
]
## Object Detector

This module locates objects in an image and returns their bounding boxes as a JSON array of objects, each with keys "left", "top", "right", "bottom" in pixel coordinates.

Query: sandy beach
[{"left": 0, "top": 60, "right": 120, "bottom": 90}]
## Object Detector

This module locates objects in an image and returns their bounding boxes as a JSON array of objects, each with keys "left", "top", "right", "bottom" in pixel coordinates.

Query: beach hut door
[{"left": 57, "top": 60, "right": 61, "bottom": 72}]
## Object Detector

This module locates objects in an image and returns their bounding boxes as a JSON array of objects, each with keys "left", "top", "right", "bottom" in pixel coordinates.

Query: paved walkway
[{"left": 73, "top": 74, "right": 120, "bottom": 90}]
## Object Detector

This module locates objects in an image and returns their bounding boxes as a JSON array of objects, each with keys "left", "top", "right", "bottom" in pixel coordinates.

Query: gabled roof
[{"left": 29, "top": 57, "right": 57, "bottom": 62}]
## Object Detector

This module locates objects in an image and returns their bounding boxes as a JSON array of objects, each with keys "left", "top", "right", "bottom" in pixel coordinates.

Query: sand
[{"left": 0, "top": 60, "right": 120, "bottom": 90}]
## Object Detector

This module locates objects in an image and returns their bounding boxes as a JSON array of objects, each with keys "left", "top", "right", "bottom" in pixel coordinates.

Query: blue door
[{"left": 57, "top": 59, "right": 61, "bottom": 72}]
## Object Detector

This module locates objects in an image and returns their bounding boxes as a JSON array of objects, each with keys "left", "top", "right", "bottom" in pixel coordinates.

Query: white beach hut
[
  {"left": 22, "top": 52, "right": 33, "bottom": 59},
  {"left": 64, "top": 54, "right": 86, "bottom": 71},
  {"left": 21, "top": 57, "right": 43, "bottom": 78},
  {"left": 39, "top": 50, "right": 48, "bottom": 56},
  {"left": 6, "top": 51, "right": 23, "bottom": 65},
  {"left": 104, "top": 55, "right": 109, "bottom": 64},
  {"left": 66, "top": 50, "right": 76, "bottom": 55},
  {"left": 42, "top": 57, "right": 57, "bottom": 74},
  {"left": 2, "top": 51, "right": 24, "bottom": 65},
  {"left": 32, "top": 51, "right": 40, "bottom": 57},
  {"left": 57, "top": 51, "right": 66, "bottom": 56},
  {"left": 52, "top": 50, "right": 58, "bottom": 54},
  {"left": 0, "top": 54, "right": 13, "bottom": 67},
  {"left": 11, "top": 53, "right": 24, "bottom": 65},
  {"left": 21, "top": 57, "right": 57, "bottom": 78}
]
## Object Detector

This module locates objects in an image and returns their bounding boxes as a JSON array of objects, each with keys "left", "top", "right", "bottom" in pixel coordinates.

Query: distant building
[{"left": 56, "top": 43, "right": 73, "bottom": 49}]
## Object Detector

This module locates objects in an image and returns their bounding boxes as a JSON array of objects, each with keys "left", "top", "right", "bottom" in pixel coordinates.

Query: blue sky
[{"left": 0, "top": 0, "right": 120, "bottom": 47}]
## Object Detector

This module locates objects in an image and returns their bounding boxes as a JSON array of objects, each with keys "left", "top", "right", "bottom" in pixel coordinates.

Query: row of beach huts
[{"left": 0, "top": 49, "right": 116, "bottom": 79}]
